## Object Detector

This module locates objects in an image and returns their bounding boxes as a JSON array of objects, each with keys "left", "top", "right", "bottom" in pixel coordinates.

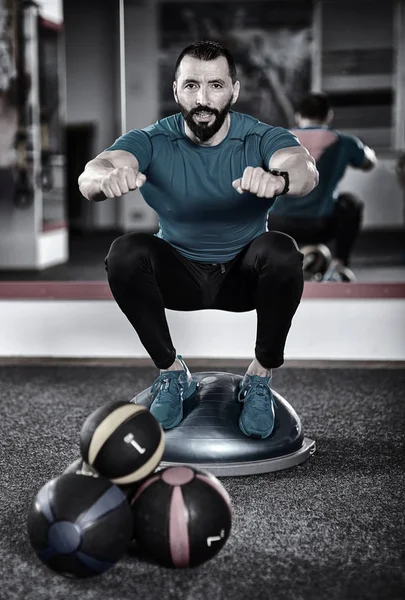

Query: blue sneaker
[
  {"left": 149, "top": 355, "right": 197, "bottom": 429},
  {"left": 238, "top": 374, "right": 276, "bottom": 439}
]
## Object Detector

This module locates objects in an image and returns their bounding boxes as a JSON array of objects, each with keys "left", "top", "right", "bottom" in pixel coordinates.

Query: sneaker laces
[
  {"left": 151, "top": 371, "right": 182, "bottom": 398},
  {"left": 238, "top": 376, "right": 277, "bottom": 409}
]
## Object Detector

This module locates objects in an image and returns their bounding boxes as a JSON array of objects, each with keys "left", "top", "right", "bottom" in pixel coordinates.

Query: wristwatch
[{"left": 268, "top": 169, "right": 290, "bottom": 195}]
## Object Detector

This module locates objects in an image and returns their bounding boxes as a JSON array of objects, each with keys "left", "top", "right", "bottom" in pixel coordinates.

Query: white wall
[{"left": 0, "top": 298, "right": 403, "bottom": 361}]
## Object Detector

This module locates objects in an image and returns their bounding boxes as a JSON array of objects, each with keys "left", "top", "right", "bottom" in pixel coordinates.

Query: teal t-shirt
[
  {"left": 105, "top": 111, "right": 300, "bottom": 262},
  {"left": 269, "top": 126, "right": 366, "bottom": 219}
]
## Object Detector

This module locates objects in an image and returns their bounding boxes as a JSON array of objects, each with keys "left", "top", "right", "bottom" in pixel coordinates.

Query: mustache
[{"left": 189, "top": 107, "right": 219, "bottom": 116}]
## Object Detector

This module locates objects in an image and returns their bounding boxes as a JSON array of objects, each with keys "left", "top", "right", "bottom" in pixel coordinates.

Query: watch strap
[{"left": 268, "top": 169, "right": 290, "bottom": 195}]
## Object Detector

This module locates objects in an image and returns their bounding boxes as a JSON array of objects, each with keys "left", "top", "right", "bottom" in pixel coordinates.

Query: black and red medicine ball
[
  {"left": 27, "top": 473, "right": 133, "bottom": 578},
  {"left": 80, "top": 401, "right": 165, "bottom": 485},
  {"left": 129, "top": 466, "right": 232, "bottom": 568}
]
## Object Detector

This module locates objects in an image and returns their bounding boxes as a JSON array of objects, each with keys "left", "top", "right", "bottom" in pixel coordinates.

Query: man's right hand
[{"left": 100, "top": 166, "right": 146, "bottom": 198}]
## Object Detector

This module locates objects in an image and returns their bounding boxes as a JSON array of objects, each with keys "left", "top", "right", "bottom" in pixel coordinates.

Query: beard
[{"left": 178, "top": 97, "right": 233, "bottom": 142}]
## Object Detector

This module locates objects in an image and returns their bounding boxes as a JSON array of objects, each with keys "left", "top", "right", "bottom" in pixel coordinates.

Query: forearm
[
  {"left": 274, "top": 154, "right": 319, "bottom": 197},
  {"left": 78, "top": 158, "right": 114, "bottom": 202},
  {"left": 361, "top": 146, "right": 377, "bottom": 171}
]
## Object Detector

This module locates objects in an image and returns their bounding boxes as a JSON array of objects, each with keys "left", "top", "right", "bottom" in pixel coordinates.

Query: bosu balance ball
[
  {"left": 27, "top": 473, "right": 133, "bottom": 578},
  {"left": 129, "top": 466, "right": 232, "bottom": 568},
  {"left": 80, "top": 401, "right": 164, "bottom": 485}
]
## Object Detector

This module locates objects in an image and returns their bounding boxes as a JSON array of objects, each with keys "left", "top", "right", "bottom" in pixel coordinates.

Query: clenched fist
[
  {"left": 100, "top": 166, "right": 147, "bottom": 198},
  {"left": 232, "top": 166, "right": 285, "bottom": 198}
]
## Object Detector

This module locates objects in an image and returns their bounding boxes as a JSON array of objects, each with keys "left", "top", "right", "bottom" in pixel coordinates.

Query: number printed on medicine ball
[
  {"left": 130, "top": 466, "right": 232, "bottom": 568},
  {"left": 80, "top": 401, "right": 165, "bottom": 485},
  {"left": 27, "top": 473, "right": 133, "bottom": 578}
]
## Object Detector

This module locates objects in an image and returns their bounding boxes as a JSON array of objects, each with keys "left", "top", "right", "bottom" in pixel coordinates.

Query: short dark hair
[
  {"left": 296, "top": 92, "right": 331, "bottom": 121},
  {"left": 174, "top": 40, "right": 237, "bottom": 84}
]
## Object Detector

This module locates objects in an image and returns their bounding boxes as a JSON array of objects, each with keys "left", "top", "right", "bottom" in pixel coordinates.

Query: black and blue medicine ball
[
  {"left": 130, "top": 466, "right": 232, "bottom": 568},
  {"left": 80, "top": 401, "right": 165, "bottom": 485},
  {"left": 63, "top": 457, "right": 142, "bottom": 501},
  {"left": 27, "top": 473, "right": 133, "bottom": 578}
]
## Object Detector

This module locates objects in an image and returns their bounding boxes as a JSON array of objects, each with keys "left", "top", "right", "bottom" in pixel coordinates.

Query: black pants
[
  {"left": 268, "top": 193, "right": 364, "bottom": 266},
  {"left": 105, "top": 231, "right": 304, "bottom": 370}
]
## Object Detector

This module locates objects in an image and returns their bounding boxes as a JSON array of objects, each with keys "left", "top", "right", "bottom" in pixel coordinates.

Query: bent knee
[
  {"left": 250, "top": 232, "right": 303, "bottom": 275},
  {"left": 337, "top": 193, "right": 364, "bottom": 215},
  {"left": 105, "top": 232, "right": 155, "bottom": 273},
  {"left": 257, "top": 230, "right": 301, "bottom": 258}
]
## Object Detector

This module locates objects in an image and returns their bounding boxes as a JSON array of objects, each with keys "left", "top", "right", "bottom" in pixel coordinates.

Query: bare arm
[
  {"left": 359, "top": 146, "right": 377, "bottom": 172},
  {"left": 78, "top": 150, "right": 143, "bottom": 202},
  {"left": 269, "top": 146, "right": 319, "bottom": 196}
]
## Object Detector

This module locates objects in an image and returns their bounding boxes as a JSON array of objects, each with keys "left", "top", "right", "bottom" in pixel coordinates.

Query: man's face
[{"left": 173, "top": 55, "right": 239, "bottom": 142}]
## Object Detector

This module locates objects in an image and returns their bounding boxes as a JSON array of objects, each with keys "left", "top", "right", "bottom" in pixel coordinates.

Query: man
[
  {"left": 268, "top": 92, "right": 377, "bottom": 280},
  {"left": 78, "top": 41, "right": 318, "bottom": 440}
]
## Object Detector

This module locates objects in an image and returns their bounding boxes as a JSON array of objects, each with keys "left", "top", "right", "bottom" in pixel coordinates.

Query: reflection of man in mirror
[
  {"left": 268, "top": 92, "right": 377, "bottom": 280},
  {"left": 78, "top": 41, "right": 319, "bottom": 440}
]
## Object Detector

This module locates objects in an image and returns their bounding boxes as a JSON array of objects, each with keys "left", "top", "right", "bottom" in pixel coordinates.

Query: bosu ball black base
[{"left": 131, "top": 372, "right": 316, "bottom": 477}]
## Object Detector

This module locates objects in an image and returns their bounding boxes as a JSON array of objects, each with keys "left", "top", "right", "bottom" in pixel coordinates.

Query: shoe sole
[
  {"left": 152, "top": 379, "right": 198, "bottom": 430},
  {"left": 238, "top": 416, "right": 274, "bottom": 439}
]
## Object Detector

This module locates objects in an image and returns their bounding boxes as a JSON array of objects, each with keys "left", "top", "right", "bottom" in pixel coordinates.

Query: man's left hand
[{"left": 232, "top": 167, "right": 285, "bottom": 198}]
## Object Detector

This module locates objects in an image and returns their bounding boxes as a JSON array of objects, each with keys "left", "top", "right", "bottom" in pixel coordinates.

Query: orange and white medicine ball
[{"left": 80, "top": 401, "right": 165, "bottom": 485}]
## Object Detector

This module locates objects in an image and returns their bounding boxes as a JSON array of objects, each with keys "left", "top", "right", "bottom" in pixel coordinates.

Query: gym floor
[{"left": 1, "top": 361, "right": 404, "bottom": 600}]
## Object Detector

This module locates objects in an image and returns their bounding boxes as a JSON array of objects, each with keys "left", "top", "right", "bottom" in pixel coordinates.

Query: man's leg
[
  {"left": 105, "top": 232, "right": 202, "bottom": 428},
  {"left": 214, "top": 231, "right": 304, "bottom": 438},
  {"left": 333, "top": 193, "right": 364, "bottom": 267},
  {"left": 321, "top": 194, "right": 364, "bottom": 281},
  {"left": 105, "top": 232, "right": 204, "bottom": 369}
]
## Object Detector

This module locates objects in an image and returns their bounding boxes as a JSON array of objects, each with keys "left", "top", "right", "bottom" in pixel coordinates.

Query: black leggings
[
  {"left": 268, "top": 193, "right": 364, "bottom": 266},
  {"left": 105, "top": 231, "right": 304, "bottom": 370}
]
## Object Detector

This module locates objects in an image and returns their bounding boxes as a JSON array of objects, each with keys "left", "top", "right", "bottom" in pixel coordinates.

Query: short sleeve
[
  {"left": 260, "top": 127, "right": 301, "bottom": 166},
  {"left": 104, "top": 129, "right": 153, "bottom": 174},
  {"left": 342, "top": 134, "right": 367, "bottom": 168}
]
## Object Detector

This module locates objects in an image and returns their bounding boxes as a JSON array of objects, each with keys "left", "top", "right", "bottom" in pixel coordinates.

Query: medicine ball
[
  {"left": 27, "top": 473, "right": 133, "bottom": 578},
  {"left": 129, "top": 466, "right": 232, "bottom": 568},
  {"left": 63, "top": 457, "right": 142, "bottom": 501},
  {"left": 63, "top": 458, "right": 98, "bottom": 477},
  {"left": 80, "top": 401, "right": 164, "bottom": 485}
]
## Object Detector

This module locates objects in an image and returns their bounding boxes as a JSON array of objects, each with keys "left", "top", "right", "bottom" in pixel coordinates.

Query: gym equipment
[
  {"left": 129, "top": 466, "right": 232, "bottom": 568},
  {"left": 80, "top": 401, "right": 164, "bottom": 485},
  {"left": 27, "top": 473, "right": 133, "bottom": 578},
  {"left": 322, "top": 263, "right": 357, "bottom": 282},
  {"left": 131, "top": 372, "right": 315, "bottom": 477},
  {"left": 337, "top": 266, "right": 357, "bottom": 282},
  {"left": 63, "top": 457, "right": 98, "bottom": 477},
  {"left": 301, "top": 243, "right": 332, "bottom": 280},
  {"left": 63, "top": 457, "right": 142, "bottom": 500}
]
